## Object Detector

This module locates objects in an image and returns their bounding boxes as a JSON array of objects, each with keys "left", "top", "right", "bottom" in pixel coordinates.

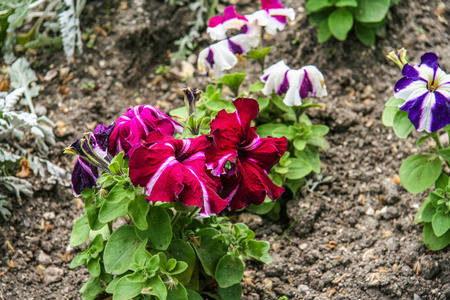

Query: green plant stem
[
  {"left": 433, "top": 134, "right": 444, "bottom": 150},
  {"left": 293, "top": 107, "right": 306, "bottom": 123},
  {"left": 171, "top": 211, "right": 181, "bottom": 225},
  {"left": 108, "top": 222, "right": 113, "bottom": 234},
  {"left": 187, "top": 207, "right": 201, "bottom": 219}
]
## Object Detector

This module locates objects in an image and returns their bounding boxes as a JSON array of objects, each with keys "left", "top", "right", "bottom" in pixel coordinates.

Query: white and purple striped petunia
[
  {"left": 128, "top": 131, "right": 228, "bottom": 216},
  {"left": 207, "top": 6, "right": 249, "bottom": 41},
  {"left": 246, "top": 0, "right": 295, "bottom": 35},
  {"left": 394, "top": 52, "right": 450, "bottom": 132},
  {"left": 198, "top": 27, "right": 260, "bottom": 78},
  {"left": 261, "top": 60, "right": 327, "bottom": 106}
]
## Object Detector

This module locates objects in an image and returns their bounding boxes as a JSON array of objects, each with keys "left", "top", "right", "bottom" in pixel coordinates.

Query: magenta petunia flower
[
  {"left": 246, "top": 0, "right": 295, "bottom": 35},
  {"left": 108, "top": 105, "right": 184, "bottom": 156},
  {"left": 207, "top": 6, "right": 249, "bottom": 40},
  {"left": 205, "top": 98, "right": 287, "bottom": 210},
  {"left": 128, "top": 131, "right": 228, "bottom": 216}
]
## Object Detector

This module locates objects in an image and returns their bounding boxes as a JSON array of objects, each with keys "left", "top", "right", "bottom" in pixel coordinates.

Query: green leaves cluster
[
  {"left": 305, "top": 0, "right": 400, "bottom": 46},
  {"left": 70, "top": 153, "right": 271, "bottom": 300},
  {"left": 415, "top": 180, "right": 450, "bottom": 251}
]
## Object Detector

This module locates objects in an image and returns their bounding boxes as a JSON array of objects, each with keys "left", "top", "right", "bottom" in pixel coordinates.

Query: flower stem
[
  {"left": 187, "top": 207, "right": 201, "bottom": 219},
  {"left": 432, "top": 134, "right": 444, "bottom": 150},
  {"left": 171, "top": 211, "right": 181, "bottom": 226}
]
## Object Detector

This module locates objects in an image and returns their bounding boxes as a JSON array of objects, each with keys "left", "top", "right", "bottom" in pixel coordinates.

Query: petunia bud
[
  {"left": 182, "top": 87, "right": 202, "bottom": 119},
  {"left": 386, "top": 48, "right": 408, "bottom": 69}
]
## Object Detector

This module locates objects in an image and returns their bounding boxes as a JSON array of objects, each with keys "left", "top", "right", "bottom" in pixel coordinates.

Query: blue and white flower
[
  {"left": 394, "top": 52, "right": 450, "bottom": 132},
  {"left": 261, "top": 60, "right": 327, "bottom": 106}
]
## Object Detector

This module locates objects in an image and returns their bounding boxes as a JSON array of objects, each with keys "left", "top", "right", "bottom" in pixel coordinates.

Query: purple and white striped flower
[
  {"left": 71, "top": 157, "right": 99, "bottom": 196},
  {"left": 207, "top": 6, "right": 249, "bottom": 41},
  {"left": 261, "top": 60, "right": 327, "bottom": 106},
  {"left": 198, "top": 28, "right": 260, "bottom": 78},
  {"left": 246, "top": 0, "right": 295, "bottom": 35},
  {"left": 394, "top": 52, "right": 450, "bottom": 132},
  {"left": 128, "top": 131, "right": 228, "bottom": 216}
]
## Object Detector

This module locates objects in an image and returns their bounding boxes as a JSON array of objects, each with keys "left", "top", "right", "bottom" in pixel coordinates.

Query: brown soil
[{"left": 1, "top": 0, "right": 450, "bottom": 299}]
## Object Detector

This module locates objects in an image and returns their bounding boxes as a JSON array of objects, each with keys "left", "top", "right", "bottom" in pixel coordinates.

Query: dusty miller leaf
[{"left": 59, "top": 0, "right": 85, "bottom": 62}]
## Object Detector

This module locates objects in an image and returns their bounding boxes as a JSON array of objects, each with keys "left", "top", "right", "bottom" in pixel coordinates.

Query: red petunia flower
[
  {"left": 129, "top": 131, "right": 228, "bottom": 216},
  {"left": 108, "top": 105, "right": 183, "bottom": 156},
  {"left": 205, "top": 98, "right": 287, "bottom": 210}
]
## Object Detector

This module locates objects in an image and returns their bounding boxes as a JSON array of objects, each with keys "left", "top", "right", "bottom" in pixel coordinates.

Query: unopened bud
[{"left": 386, "top": 48, "right": 408, "bottom": 69}]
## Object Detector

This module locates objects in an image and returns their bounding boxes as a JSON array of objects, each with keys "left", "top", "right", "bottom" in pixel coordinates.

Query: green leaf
[
  {"left": 399, "top": 154, "right": 442, "bottom": 194},
  {"left": 310, "top": 125, "right": 329, "bottom": 137},
  {"left": 307, "top": 137, "right": 329, "bottom": 150},
  {"left": 220, "top": 73, "right": 246, "bottom": 96},
  {"left": 318, "top": 20, "right": 332, "bottom": 42},
  {"left": 105, "top": 184, "right": 127, "bottom": 203},
  {"left": 105, "top": 275, "right": 122, "bottom": 294},
  {"left": 128, "top": 194, "right": 150, "bottom": 231},
  {"left": 436, "top": 173, "right": 450, "bottom": 190},
  {"left": 382, "top": 97, "right": 405, "bottom": 127},
  {"left": 215, "top": 254, "right": 245, "bottom": 288},
  {"left": 423, "top": 222, "right": 450, "bottom": 251},
  {"left": 204, "top": 99, "right": 234, "bottom": 112},
  {"left": 247, "top": 196, "right": 276, "bottom": 215},
  {"left": 104, "top": 225, "right": 142, "bottom": 275},
  {"left": 286, "top": 158, "right": 313, "bottom": 180},
  {"left": 186, "top": 289, "right": 203, "bottom": 300},
  {"left": 99, "top": 196, "right": 129, "bottom": 223},
  {"left": 295, "top": 146, "right": 321, "bottom": 173},
  {"left": 256, "top": 98, "right": 270, "bottom": 111},
  {"left": 113, "top": 275, "right": 146, "bottom": 300},
  {"left": 355, "top": 0, "right": 390, "bottom": 23},
  {"left": 249, "top": 82, "right": 265, "bottom": 93},
  {"left": 136, "top": 206, "right": 172, "bottom": 250},
  {"left": 354, "top": 23, "right": 375, "bottom": 46},
  {"left": 328, "top": 8, "right": 354, "bottom": 41},
  {"left": 272, "top": 125, "right": 297, "bottom": 141},
  {"left": 247, "top": 241, "right": 272, "bottom": 264},
  {"left": 243, "top": 46, "right": 273, "bottom": 61},
  {"left": 336, "top": 0, "right": 358, "bottom": 7},
  {"left": 217, "top": 283, "right": 242, "bottom": 300},
  {"left": 80, "top": 277, "right": 104, "bottom": 300},
  {"left": 415, "top": 198, "right": 432, "bottom": 224},
  {"left": 167, "top": 239, "right": 196, "bottom": 285},
  {"left": 439, "top": 148, "right": 450, "bottom": 164},
  {"left": 70, "top": 214, "right": 90, "bottom": 247},
  {"left": 167, "top": 284, "right": 188, "bottom": 300},
  {"left": 285, "top": 178, "right": 306, "bottom": 196},
  {"left": 433, "top": 211, "right": 450, "bottom": 237},
  {"left": 393, "top": 110, "right": 414, "bottom": 139},
  {"left": 417, "top": 135, "right": 431, "bottom": 146},
  {"left": 192, "top": 228, "right": 227, "bottom": 276},
  {"left": 143, "top": 275, "right": 167, "bottom": 300},
  {"left": 255, "top": 123, "right": 285, "bottom": 138},
  {"left": 87, "top": 256, "right": 101, "bottom": 277},
  {"left": 306, "top": 0, "right": 333, "bottom": 12},
  {"left": 293, "top": 139, "right": 306, "bottom": 151}
]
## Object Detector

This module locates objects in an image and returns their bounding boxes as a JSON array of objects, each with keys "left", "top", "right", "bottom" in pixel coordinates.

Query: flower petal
[{"left": 71, "top": 157, "right": 99, "bottom": 196}]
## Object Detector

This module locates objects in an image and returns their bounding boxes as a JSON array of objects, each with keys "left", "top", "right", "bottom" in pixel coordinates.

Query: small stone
[
  {"left": 160, "top": 82, "right": 169, "bottom": 92},
  {"left": 99, "top": 60, "right": 106, "bottom": 68},
  {"left": 43, "top": 266, "right": 64, "bottom": 285},
  {"left": 43, "top": 212, "right": 55, "bottom": 220},
  {"left": 298, "top": 284, "right": 309, "bottom": 292},
  {"left": 34, "top": 104, "right": 47, "bottom": 116},
  {"left": 180, "top": 61, "right": 195, "bottom": 77},
  {"left": 414, "top": 294, "right": 422, "bottom": 300},
  {"left": 365, "top": 207, "right": 375, "bottom": 216},
  {"left": 44, "top": 69, "right": 58, "bottom": 81},
  {"left": 187, "top": 54, "right": 197, "bottom": 65},
  {"left": 88, "top": 65, "right": 99, "bottom": 77},
  {"left": 36, "top": 250, "right": 52, "bottom": 265},
  {"left": 59, "top": 67, "right": 70, "bottom": 80},
  {"left": 299, "top": 243, "right": 308, "bottom": 250},
  {"left": 237, "top": 213, "right": 263, "bottom": 228}
]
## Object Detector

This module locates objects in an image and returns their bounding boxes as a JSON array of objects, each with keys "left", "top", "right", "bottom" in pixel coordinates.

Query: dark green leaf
[
  {"left": 167, "top": 239, "right": 196, "bottom": 285},
  {"left": 217, "top": 283, "right": 242, "bottom": 300},
  {"left": 439, "top": 148, "right": 450, "bottom": 164},
  {"left": 113, "top": 275, "right": 146, "bottom": 300},
  {"left": 243, "top": 46, "right": 273, "bottom": 60},
  {"left": 355, "top": 0, "right": 390, "bottom": 23},
  {"left": 247, "top": 241, "right": 272, "bottom": 264},
  {"left": 306, "top": 0, "right": 333, "bottom": 12},
  {"left": 336, "top": 0, "right": 358, "bottom": 7},
  {"left": 318, "top": 20, "right": 332, "bottom": 43},
  {"left": 423, "top": 222, "right": 450, "bottom": 251},
  {"left": 143, "top": 275, "right": 167, "bottom": 300},
  {"left": 136, "top": 206, "right": 172, "bottom": 250},
  {"left": 247, "top": 196, "right": 276, "bottom": 215},
  {"left": 99, "top": 196, "right": 129, "bottom": 223},
  {"left": 204, "top": 99, "right": 235, "bottom": 112},
  {"left": 128, "top": 194, "right": 150, "bottom": 231},
  {"left": 295, "top": 146, "right": 321, "bottom": 173},
  {"left": 399, "top": 154, "right": 442, "bottom": 194},
  {"left": 104, "top": 225, "right": 142, "bottom": 274},
  {"left": 255, "top": 123, "right": 285, "bottom": 138},
  {"left": 432, "top": 212, "right": 450, "bottom": 237},
  {"left": 220, "top": 73, "right": 246, "bottom": 96},
  {"left": 186, "top": 289, "right": 203, "bottom": 300},
  {"left": 192, "top": 228, "right": 227, "bottom": 276},
  {"left": 87, "top": 256, "right": 101, "bottom": 277},
  {"left": 436, "top": 173, "right": 450, "bottom": 190},
  {"left": 80, "top": 277, "right": 104, "bottom": 300},
  {"left": 256, "top": 98, "right": 270, "bottom": 111},
  {"left": 328, "top": 8, "right": 354, "bottom": 41},
  {"left": 215, "top": 254, "right": 245, "bottom": 288},
  {"left": 167, "top": 283, "right": 188, "bottom": 300},
  {"left": 354, "top": 23, "right": 375, "bottom": 46}
]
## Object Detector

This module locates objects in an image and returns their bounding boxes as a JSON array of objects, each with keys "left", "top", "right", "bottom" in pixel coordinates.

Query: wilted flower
[
  {"left": 246, "top": 0, "right": 295, "bottom": 35},
  {"left": 207, "top": 6, "right": 248, "bottom": 40},
  {"left": 65, "top": 123, "right": 115, "bottom": 196},
  {"left": 182, "top": 87, "right": 202, "bottom": 118},
  {"left": 205, "top": 98, "right": 287, "bottom": 210},
  {"left": 261, "top": 60, "right": 327, "bottom": 106},
  {"left": 394, "top": 52, "right": 450, "bottom": 132},
  {"left": 108, "top": 105, "right": 183, "bottom": 156},
  {"left": 129, "top": 131, "right": 228, "bottom": 216}
]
